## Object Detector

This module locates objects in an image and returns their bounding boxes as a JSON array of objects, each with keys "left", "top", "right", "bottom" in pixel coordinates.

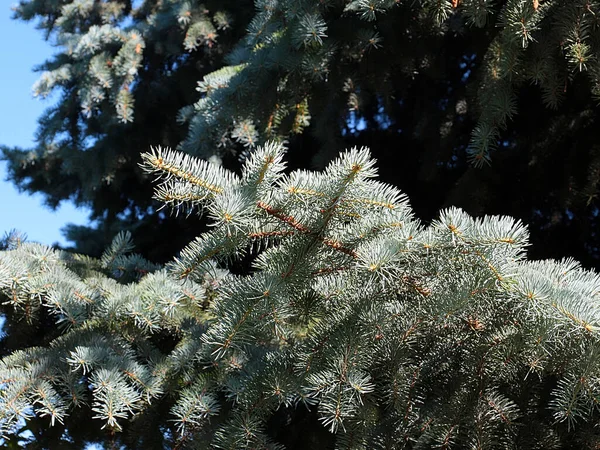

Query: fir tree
[
  {"left": 2, "top": 143, "right": 600, "bottom": 448},
  {"left": 2, "top": 0, "right": 254, "bottom": 261},
  {"left": 5, "top": 0, "right": 600, "bottom": 268}
]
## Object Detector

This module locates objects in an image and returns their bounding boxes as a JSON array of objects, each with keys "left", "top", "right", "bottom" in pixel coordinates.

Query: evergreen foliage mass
[
  {"left": 2, "top": 144, "right": 600, "bottom": 449},
  {"left": 2, "top": 0, "right": 254, "bottom": 261},
  {"left": 5, "top": 0, "right": 600, "bottom": 266}
]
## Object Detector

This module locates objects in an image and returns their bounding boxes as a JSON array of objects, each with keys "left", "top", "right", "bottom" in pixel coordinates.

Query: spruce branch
[{"left": 2, "top": 144, "right": 600, "bottom": 446}]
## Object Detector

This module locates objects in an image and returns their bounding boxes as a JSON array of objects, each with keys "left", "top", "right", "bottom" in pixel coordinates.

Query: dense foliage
[
  {"left": 2, "top": 144, "right": 600, "bottom": 449},
  {"left": 4, "top": 1, "right": 600, "bottom": 447},
  {"left": 4, "top": 0, "right": 600, "bottom": 265},
  {"left": 3, "top": 0, "right": 254, "bottom": 261}
]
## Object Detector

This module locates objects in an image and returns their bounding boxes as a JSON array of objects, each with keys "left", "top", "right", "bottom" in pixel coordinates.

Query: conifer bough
[
  {"left": 7, "top": 0, "right": 600, "bottom": 263},
  {"left": 2, "top": 143, "right": 600, "bottom": 448}
]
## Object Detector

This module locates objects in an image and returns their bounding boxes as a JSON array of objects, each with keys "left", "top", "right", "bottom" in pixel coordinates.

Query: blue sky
[{"left": 0, "top": 5, "right": 89, "bottom": 246}]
